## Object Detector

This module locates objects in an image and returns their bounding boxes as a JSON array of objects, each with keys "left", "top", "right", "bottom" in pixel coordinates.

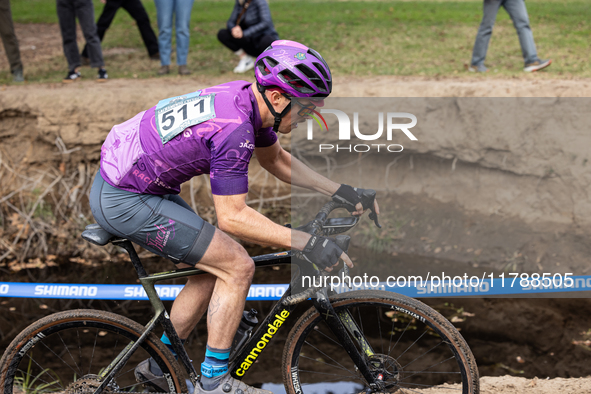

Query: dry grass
[
  {"left": 0, "top": 150, "right": 293, "bottom": 268},
  {"left": 0, "top": 148, "right": 98, "bottom": 266}
]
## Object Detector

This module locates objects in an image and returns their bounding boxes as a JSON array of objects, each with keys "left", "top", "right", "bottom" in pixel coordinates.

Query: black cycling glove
[
  {"left": 300, "top": 235, "right": 343, "bottom": 270},
  {"left": 332, "top": 184, "right": 375, "bottom": 212}
]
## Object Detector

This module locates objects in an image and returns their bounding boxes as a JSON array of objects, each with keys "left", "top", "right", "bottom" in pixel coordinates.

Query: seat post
[{"left": 113, "top": 239, "right": 148, "bottom": 278}]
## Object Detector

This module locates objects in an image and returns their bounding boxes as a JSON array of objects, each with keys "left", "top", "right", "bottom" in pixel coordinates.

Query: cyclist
[{"left": 89, "top": 39, "right": 379, "bottom": 394}]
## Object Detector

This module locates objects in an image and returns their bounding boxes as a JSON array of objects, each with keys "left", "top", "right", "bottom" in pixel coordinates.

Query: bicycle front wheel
[
  {"left": 283, "top": 290, "right": 479, "bottom": 394},
  {"left": 0, "top": 309, "right": 187, "bottom": 394}
]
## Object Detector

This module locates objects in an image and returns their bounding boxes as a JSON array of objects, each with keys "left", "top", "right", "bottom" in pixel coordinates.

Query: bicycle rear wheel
[
  {"left": 283, "top": 290, "right": 479, "bottom": 394},
  {"left": 0, "top": 309, "right": 187, "bottom": 394}
]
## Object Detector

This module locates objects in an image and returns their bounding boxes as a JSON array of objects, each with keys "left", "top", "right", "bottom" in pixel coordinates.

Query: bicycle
[{"left": 0, "top": 198, "right": 479, "bottom": 394}]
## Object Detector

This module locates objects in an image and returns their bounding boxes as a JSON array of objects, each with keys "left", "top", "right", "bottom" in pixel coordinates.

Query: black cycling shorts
[{"left": 89, "top": 172, "right": 215, "bottom": 265}]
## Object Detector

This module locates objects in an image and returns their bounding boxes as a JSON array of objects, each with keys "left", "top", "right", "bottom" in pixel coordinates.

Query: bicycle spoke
[
  {"left": 388, "top": 318, "right": 412, "bottom": 359},
  {"left": 286, "top": 296, "right": 477, "bottom": 394},
  {"left": 402, "top": 341, "right": 444, "bottom": 369},
  {"left": 38, "top": 336, "right": 81, "bottom": 378},
  {"left": 88, "top": 328, "right": 99, "bottom": 375},
  {"left": 397, "top": 381, "right": 463, "bottom": 390},
  {"left": 400, "top": 370, "right": 462, "bottom": 374},
  {"left": 298, "top": 368, "right": 360, "bottom": 380},
  {"left": 17, "top": 355, "right": 65, "bottom": 390},
  {"left": 302, "top": 341, "right": 352, "bottom": 373},
  {"left": 312, "top": 325, "right": 343, "bottom": 348},
  {"left": 77, "top": 328, "right": 83, "bottom": 377},
  {"left": 399, "top": 356, "right": 460, "bottom": 382},
  {"left": 4, "top": 313, "right": 183, "bottom": 394},
  {"left": 377, "top": 307, "right": 383, "bottom": 355},
  {"left": 58, "top": 330, "right": 83, "bottom": 376},
  {"left": 395, "top": 329, "right": 428, "bottom": 362},
  {"left": 299, "top": 355, "right": 358, "bottom": 377}
]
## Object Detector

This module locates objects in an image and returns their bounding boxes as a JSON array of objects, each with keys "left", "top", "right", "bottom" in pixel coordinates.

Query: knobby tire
[
  {"left": 282, "top": 290, "right": 479, "bottom": 394},
  {"left": 0, "top": 309, "right": 187, "bottom": 394}
]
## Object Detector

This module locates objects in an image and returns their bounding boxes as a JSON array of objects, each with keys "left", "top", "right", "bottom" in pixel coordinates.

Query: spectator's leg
[
  {"left": 217, "top": 29, "right": 242, "bottom": 52},
  {"left": 503, "top": 0, "right": 539, "bottom": 65},
  {"left": 75, "top": 0, "right": 104, "bottom": 68},
  {"left": 0, "top": 0, "right": 23, "bottom": 75},
  {"left": 241, "top": 37, "right": 261, "bottom": 58},
  {"left": 175, "top": 0, "right": 194, "bottom": 66},
  {"left": 154, "top": 0, "right": 173, "bottom": 66},
  {"left": 57, "top": 0, "right": 81, "bottom": 71},
  {"left": 122, "top": 0, "right": 159, "bottom": 57},
  {"left": 252, "top": 35, "right": 277, "bottom": 57},
  {"left": 470, "top": 0, "right": 502, "bottom": 67},
  {"left": 82, "top": 0, "right": 121, "bottom": 59}
]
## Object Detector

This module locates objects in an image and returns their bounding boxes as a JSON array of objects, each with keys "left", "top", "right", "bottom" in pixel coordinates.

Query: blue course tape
[
  {"left": 0, "top": 276, "right": 589, "bottom": 301},
  {"left": 0, "top": 283, "right": 288, "bottom": 301},
  {"left": 333, "top": 275, "right": 591, "bottom": 298}
]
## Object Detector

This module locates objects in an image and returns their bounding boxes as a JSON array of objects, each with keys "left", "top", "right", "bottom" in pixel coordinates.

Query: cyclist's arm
[
  {"left": 255, "top": 141, "right": 339, "bottom": 196},
  {"left": 213, "top": 193, "right": 353, "bottom": 269},
  {"left": 213, "top": 193, "right": 311, "bottom": 250},
  {"left": 256, "top": 141, "right": 380, "bottom": 217}
]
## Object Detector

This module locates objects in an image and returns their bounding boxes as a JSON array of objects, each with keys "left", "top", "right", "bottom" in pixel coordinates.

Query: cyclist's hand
[
  {"left": 300, "top": 235, "right": 354, "bottom": 271},
  {"left": 332, "top": 185, "right": 380, "bottom": 217}
]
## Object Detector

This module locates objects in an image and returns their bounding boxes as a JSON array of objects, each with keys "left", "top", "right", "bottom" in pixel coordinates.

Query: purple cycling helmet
[{"left": 255, "top": 40, "right": 332, "bottom": 98}]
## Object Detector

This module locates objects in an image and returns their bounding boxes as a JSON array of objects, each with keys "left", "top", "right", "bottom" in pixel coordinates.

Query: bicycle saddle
[{"left": 81, "top": 223, "right": 122, "bottom": 246}]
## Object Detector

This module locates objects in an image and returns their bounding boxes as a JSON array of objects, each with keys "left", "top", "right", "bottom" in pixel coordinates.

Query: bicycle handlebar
[{"left": 296, "top": 188, "right": 380, "bottom": 236}]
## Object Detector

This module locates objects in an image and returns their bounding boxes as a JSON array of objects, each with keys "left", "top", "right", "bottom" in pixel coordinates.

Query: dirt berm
[
  {"left": 3, "top": 76, "right": 590, "bottom": 273},
  {"left": 2, "top": 76, "right": 591, "bottom": 394}
]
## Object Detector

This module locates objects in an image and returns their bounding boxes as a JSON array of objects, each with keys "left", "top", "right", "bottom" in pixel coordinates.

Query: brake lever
[
  {"left": 359, "top": 189, "right": 381, "bottom": 228},
  {"left": 369, "top": 208, "right": 382, "bottom": 228}
]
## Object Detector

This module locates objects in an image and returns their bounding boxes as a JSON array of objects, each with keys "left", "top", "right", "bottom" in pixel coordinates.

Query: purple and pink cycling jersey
[{"left": 100, "top": 81, "right": 277, "bottom": 196}]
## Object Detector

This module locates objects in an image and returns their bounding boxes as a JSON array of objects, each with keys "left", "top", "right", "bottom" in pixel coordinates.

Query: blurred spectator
[
  {"left": 218, "top": 0, "right": 279, "bottom": 74},
  {"left": 57, "top": 0, "right": 108, "bottom": 82},
  {"left": 81, "top": 0, "right": 159, "bottom": 63},
  {"left": 469, "top": 0, "right": 551, "bottom": 73},
  {"left": 154, "top": 0, "right": 194, "bottom": 76},
  {"left": 0, "top": 0, "right": 24, "bottom": 82}
]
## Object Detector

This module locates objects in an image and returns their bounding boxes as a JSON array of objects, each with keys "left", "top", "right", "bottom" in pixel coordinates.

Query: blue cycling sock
[
  {"left": 160, "top": 333, "right": 186, "bottom": 359},
  {"left": 200, "top": 345, "right": 231, "bottom": 390}
]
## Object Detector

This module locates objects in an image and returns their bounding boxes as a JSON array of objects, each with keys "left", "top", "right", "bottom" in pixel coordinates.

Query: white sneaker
[{"left": 233, "top": 55, "right": 255, "bottom": 74}]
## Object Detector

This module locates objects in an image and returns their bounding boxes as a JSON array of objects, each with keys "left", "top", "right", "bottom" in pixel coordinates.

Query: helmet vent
[
  {"left": 278, "top": 70, "right": 314, "bottom": 94},
  {"left": 313, "top": 62, "right": 330, "bottom": 81},
  {"left": 296, "top": 64, "right": 327, "bottom": 92},
  {"left": 257, "top": 57, "right": 278, "bottom": 76},
  {"left": 266, "top": 57, "right": 279, "bottom": 68}
]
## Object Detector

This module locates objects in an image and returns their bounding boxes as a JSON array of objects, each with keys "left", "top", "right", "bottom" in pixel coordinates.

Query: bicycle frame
[{"left": 92, "top": 237, "right": 383, "bottom": 393}]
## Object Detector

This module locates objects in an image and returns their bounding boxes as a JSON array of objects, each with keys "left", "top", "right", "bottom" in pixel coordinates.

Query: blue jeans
[
  {"left": 471, "top": 0, "right": 540, "bottom": 67},
  {"left": 154, "top": 0, "right": 194, "bottom": 66}
]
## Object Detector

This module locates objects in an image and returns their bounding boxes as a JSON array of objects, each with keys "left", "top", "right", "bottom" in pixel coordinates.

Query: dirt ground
[
  {"left": 421, "top": 376, "right": 591, "bottom": 393},
  {"left": 2, "top": 23, "right": 591, "bottom": 394}
]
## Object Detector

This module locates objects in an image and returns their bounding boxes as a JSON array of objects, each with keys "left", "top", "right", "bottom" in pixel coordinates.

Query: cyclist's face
[{"left": 277, "top": 95, "right": 324, "bottom": 134}]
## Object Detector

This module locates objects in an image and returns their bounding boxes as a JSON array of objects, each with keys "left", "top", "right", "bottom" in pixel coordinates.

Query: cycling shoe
[
  {"left": 134, "top": 358, "right": 171, "bottom": 392},
  {"left": 196, "top": 373, "right": 272, "bottom": 394}
]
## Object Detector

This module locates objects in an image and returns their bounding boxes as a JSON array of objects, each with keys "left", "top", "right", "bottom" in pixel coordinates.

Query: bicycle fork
[{"left": 313, "top": 289, "right": 385, "bottom": 392}]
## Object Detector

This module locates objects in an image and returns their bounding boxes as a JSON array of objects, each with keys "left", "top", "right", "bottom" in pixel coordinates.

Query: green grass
[{"left": 2, "top": 0, "right": 590, "bottom": 83}]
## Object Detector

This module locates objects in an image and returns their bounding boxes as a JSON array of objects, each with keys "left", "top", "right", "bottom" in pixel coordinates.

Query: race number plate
[{"left": 155, "top": 91, "right": 216, "bottom": 144}]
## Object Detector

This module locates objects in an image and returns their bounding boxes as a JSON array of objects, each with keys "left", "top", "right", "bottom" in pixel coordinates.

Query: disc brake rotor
[{"left": 367, "top": 354, "right": 403, "bottom": 391}]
